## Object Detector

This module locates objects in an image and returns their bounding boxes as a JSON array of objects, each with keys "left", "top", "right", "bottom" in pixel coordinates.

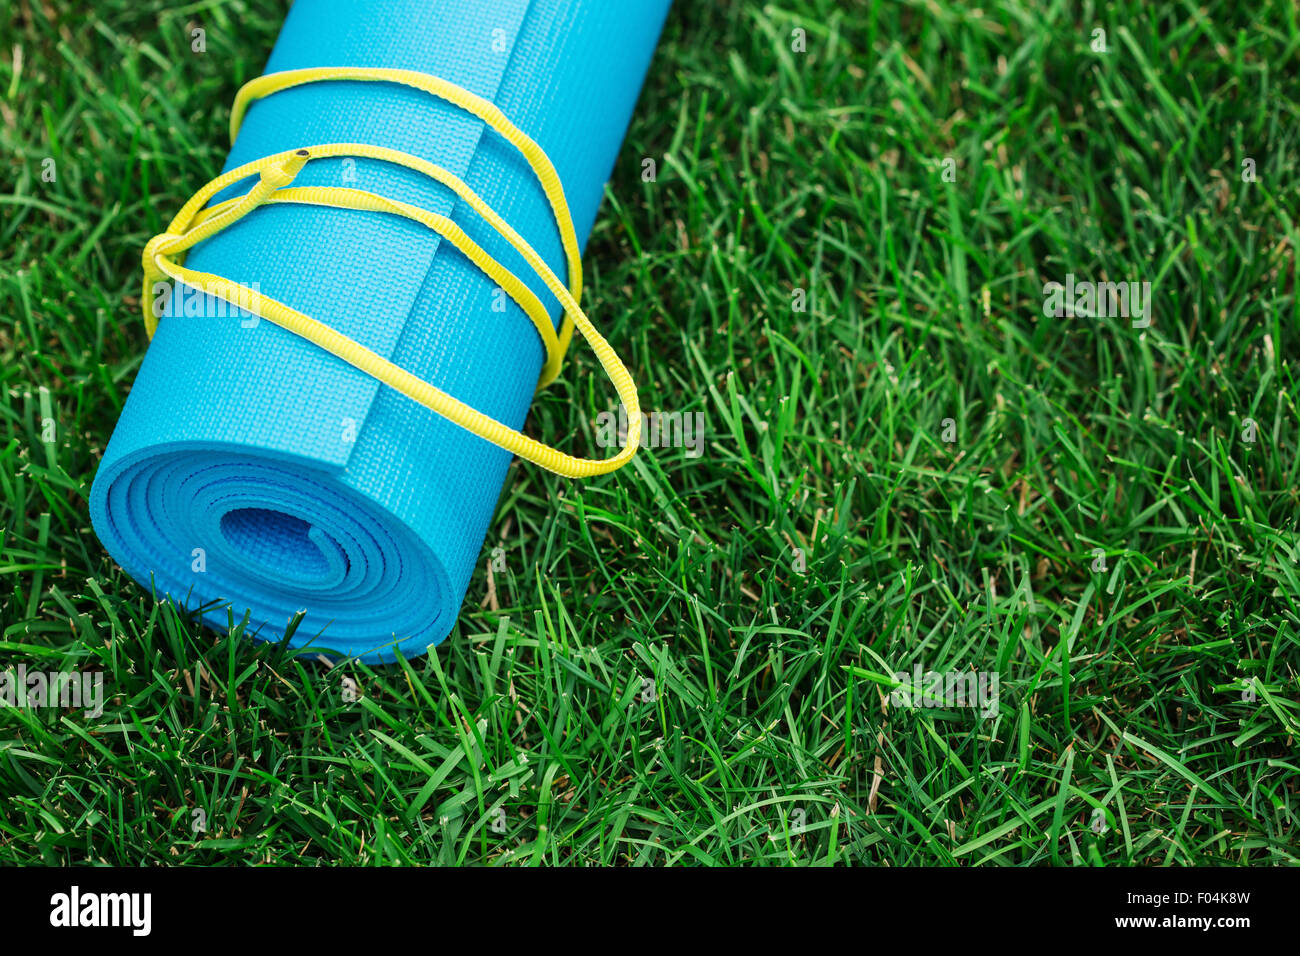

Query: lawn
[{"left": 1, "top": 0, "right": 1298, "bottom": 865}]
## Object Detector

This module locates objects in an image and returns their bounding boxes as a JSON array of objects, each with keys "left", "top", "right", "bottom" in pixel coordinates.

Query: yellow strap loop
[{"left": 142, "top": 67, "right": 640, "bottom": 479}]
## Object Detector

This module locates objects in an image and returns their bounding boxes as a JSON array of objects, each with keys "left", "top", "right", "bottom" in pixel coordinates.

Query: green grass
[{"left": 2, "top": 0, "right": 1299, "bottom": 865}]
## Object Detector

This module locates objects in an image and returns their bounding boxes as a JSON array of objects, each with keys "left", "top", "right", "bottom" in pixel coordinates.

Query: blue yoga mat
[{"left": 90, "top": 0, "right": 671, "bottom": 662}]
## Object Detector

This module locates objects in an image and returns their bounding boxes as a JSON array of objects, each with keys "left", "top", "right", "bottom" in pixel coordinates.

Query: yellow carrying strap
[{"left": 142, "top": 66, "right": 640, "bottom": 478}]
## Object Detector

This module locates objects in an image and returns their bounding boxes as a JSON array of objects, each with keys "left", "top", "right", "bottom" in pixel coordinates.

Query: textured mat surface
[{"left": 89, "top": 0, "right": 672, "bottom": 661}]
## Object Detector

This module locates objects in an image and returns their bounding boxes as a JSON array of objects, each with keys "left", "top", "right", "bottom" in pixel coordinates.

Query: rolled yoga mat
[{"left": 89, "top": 0, "right": 671, "bottom": 662}]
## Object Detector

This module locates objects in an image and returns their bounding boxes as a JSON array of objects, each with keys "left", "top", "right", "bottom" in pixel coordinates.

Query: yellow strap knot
[{"left": 143, "top": 67, "right": 640, "bottom": 478}]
